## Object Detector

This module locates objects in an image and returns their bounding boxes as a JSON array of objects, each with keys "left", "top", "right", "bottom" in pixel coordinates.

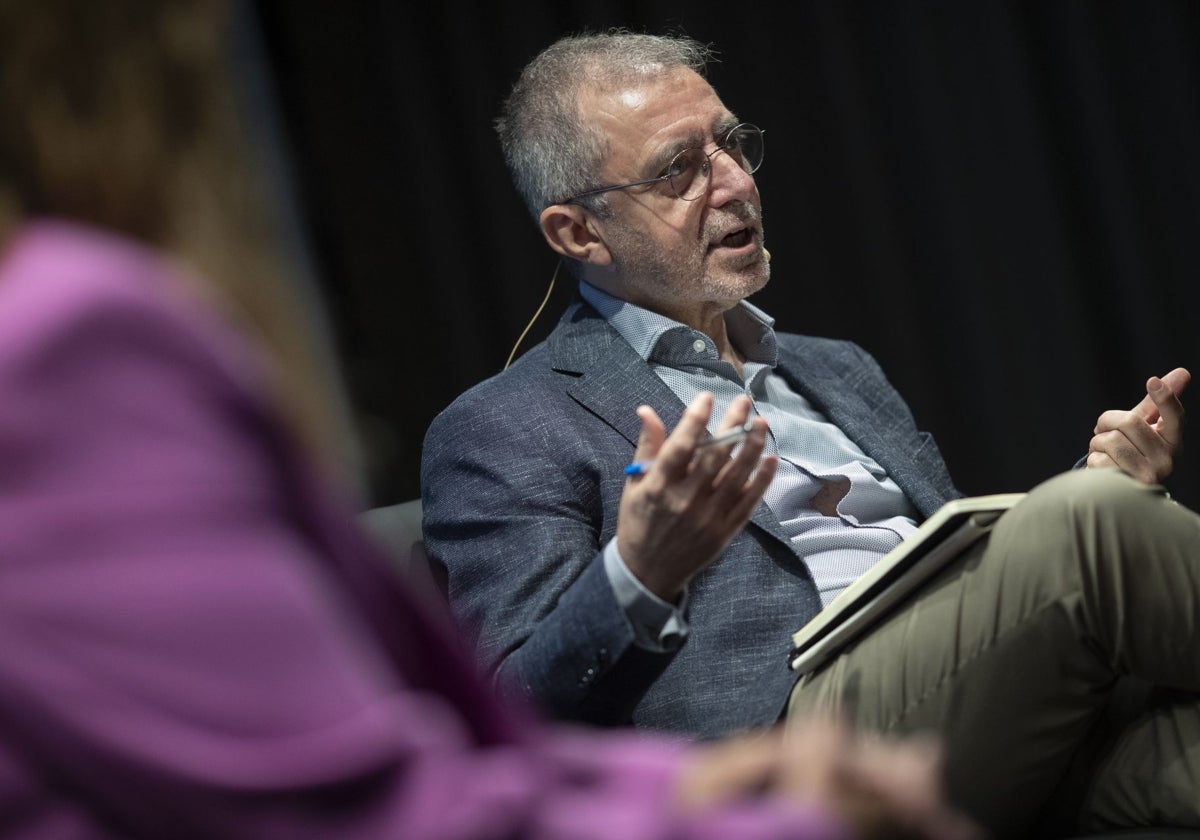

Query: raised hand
[
  {"left": 616, "top": 392, "right": 777, "bottom": 600},
  {"left": 1087, "top": 367, "right": 1189, "bottom": 484}
]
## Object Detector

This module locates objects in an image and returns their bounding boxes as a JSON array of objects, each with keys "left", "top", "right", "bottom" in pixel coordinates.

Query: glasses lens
[
  {"left": 667, "top": 147, "right": 709, "bottom": 200},
  {"left": 668, "top": 125, "right": 765, "bottom": 201},
  {"left": 725, "top": 124, "right": 764, "bottom": 174}
]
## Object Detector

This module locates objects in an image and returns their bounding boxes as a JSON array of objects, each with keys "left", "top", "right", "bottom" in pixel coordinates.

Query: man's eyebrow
[
  {"left": 642, "top": 115, "right": 741, "bottom": 176},
  {"left": 712, "top": 113, "right": 740, "bottom": 139},
  {"left": 643, "top": 134, "right": 702, "bottom": 177}
]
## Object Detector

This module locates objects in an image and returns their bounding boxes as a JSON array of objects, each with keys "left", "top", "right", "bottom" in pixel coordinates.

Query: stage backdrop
[{"left": 253, "top": 0, "right": 1200, "bottom": 512}]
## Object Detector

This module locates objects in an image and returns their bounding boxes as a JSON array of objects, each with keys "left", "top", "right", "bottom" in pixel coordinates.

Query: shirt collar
[{"left": 579, "top": 280, "right": 778, "bottom": 366}]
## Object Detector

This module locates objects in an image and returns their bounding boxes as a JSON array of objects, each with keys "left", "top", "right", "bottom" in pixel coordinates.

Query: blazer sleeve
[
  {"left": 422, "top": 383, "right": 678, "bottom": 725},
  {"left": 0, "top": 264, "right": 846, "bottom": 840}
]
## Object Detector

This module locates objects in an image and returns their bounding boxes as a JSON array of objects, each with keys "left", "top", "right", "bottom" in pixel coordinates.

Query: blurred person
[
  {"left": 0, "top": 3, "right": 977, "bottom": 839},
  {"left": 421, "top": 31, "right": 1200, "bottom": 838}
]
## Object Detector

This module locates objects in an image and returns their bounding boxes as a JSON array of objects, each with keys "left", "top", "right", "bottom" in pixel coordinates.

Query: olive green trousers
[{"left": 787, "top": 468, "right": 1200, "bottom": 839}]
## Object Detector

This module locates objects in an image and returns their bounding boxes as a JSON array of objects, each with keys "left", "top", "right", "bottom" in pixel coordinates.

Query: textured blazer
[
  {"left": 422, "top": 299, "right": 961, "bottom": 738},
  {"left": 0, "top": 222, "right": 844, "bottom": 840}
]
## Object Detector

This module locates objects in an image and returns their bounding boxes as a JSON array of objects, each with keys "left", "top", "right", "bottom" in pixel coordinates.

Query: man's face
[{"left": 579, "top": 67, "right": 769, "bottom": 325}]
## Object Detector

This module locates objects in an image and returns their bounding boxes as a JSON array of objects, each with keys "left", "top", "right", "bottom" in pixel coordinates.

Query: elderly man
[{"left": 422, "top": 32, "right": 1200, "bottom": 837}]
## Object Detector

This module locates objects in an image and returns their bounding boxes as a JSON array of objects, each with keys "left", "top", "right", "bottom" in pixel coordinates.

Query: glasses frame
[{"left": 556, "top": 122, "right": 764, "bottom": 207}]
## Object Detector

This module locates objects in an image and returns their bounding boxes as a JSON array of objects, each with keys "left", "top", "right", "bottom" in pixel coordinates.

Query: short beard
[{"left": 602, "top": 200, "right": 770, "bottom": 319}]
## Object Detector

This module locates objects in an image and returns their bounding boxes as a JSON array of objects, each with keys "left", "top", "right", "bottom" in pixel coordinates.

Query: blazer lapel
[
  {"left": 774, "top": 343, "right": 949, "bottom": 518},
  {"left": 549, "top": 301, "right": 686, "bottom": 448}
]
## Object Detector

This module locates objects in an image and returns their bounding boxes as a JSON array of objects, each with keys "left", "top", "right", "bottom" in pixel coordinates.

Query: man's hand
[
  {"left": 616, "top": 392, "right": 777, "bottom": 600},
  {"left": 674, "top": 720, "right": 982, "bottom": 840},
  {"left": 1087, "top": 367, "right": 1189, "bottom": 484}
]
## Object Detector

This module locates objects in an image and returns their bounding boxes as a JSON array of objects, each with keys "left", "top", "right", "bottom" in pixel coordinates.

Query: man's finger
[
  {"left": 727, "top": 456, "right": 778, "bottom": 524},
  {"left": 631, "top": 405, "right": 666, "bottom": 465},
  {"left": 1088, "top": 431, "right": 1170, "bottom": 483},
  {"left": 653, "top": 392, "right": 714, "bottom": 476},
  {"left": 1161, "top": 366, "right": 1192, "bottom": 398},
  {"left": 711, "top": 417, "right": 769, "bottom": 498},
  {"left": 1147, "top": 376, "right": 1185, "bottom": 448},
  {"left": 1090, "top": 427, "right": 1150, "bottom": 466},
  {"left": 715, "top": 394, "right": 753, "bottom": 435},
  {"left": 1093, "top": 408, "right": 1128, "bottom": 435},
  {"left": 1086, "top": 450, "right": 1117, "bottom": 471},
  {"left": 1131, "top": 367, "right": 1190, "bottom": 424},
  {"left": 692, "top": 396, "right": 754, "bottom": 477}
]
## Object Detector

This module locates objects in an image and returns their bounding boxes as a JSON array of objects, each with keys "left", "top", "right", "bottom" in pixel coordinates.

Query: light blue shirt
[{"left": 584, "top": 281, "right": 919, "bottom": 649}]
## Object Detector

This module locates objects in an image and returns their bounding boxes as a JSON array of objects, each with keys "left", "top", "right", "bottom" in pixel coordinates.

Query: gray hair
[{"left": 496, "top": 31, "right": 714, "bottom": 221}]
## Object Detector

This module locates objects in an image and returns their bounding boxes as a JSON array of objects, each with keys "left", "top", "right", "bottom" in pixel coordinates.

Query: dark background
[{"left": 251, "top": 1, "right": 1200, "bottom": 512}]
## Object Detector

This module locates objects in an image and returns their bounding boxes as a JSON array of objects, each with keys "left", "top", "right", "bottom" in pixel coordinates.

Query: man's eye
[
  {"left": 672, "top": 151, "right": 705, "bottom": 182},
  {"left": 724, "top": 130, "right": 749, "bottom": 158},
  {"left": 666, "top": 154, "right": 696, "bottom": 179}
]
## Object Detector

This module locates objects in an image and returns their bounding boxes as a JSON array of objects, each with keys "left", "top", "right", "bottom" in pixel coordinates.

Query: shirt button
[{"left": 692, "top": 339, "right": 706, "bottom": 353}]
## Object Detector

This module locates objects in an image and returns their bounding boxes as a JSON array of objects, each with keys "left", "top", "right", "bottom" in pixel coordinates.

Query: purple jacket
[{"left": 0, "top": 221, "right": 847, "bottom": 840}]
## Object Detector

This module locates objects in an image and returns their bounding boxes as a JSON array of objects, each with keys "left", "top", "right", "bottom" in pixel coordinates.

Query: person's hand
[
  {"left": 674, "top": 719, "right": 982, "bottom": 840},
  {"left": 1086, "top": 367, "right": 1189, "bottom": 484},
  {"left": 616, "top": 392, "right": 776, "bottom": 600}
]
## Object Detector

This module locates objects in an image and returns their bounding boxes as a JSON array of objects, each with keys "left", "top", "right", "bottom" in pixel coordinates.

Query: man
[{"left": 421, "top": 32, "right": 1199, "bottom": 837}]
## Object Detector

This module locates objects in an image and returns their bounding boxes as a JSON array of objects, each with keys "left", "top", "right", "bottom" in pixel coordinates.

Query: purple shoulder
[{"left": 0, "top": 219, "right": 266, "bottom": 400}]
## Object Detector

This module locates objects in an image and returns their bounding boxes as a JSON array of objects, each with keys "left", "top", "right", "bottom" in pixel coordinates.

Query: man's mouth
[{"left": 711, "top": 225, "right": 755, "bottom": 251}]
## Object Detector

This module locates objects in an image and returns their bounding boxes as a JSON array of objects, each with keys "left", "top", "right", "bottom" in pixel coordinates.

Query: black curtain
[{"left": 253, "top": 0, "right": 1200, "bottom": 512}]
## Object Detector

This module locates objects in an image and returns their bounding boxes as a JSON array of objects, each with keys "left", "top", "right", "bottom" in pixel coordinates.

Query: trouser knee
[
  {"left": 993, "top": 467, "right": 1200, "bottom": 667},
  {"left": 998, "top": 467, "right": 1167, "bottom": 566},
  {"left": 1024, "top": 466, "right": 1160, "bottom": 518},
  {"left": 980, "top": 468, "right": 1171, "bottom": 616}
]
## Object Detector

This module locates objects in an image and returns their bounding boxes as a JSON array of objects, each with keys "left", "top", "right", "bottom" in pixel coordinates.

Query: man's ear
[{"left": 539, "top": 204, "right": 612, "bottom": 266}]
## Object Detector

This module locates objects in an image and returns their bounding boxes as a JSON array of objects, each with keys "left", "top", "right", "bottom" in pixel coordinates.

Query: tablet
[{"left": 788, "top": 493, "right": 1026, "bottom": 676}]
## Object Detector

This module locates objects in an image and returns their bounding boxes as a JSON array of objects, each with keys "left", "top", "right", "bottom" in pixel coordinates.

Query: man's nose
[{"left": 706, "top": 150, "right": 756, "bottom": 206}]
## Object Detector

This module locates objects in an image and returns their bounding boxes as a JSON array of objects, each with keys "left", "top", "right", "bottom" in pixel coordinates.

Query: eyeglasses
[{"left": 559, "top": 123, "right": 764, "bottom": 206}]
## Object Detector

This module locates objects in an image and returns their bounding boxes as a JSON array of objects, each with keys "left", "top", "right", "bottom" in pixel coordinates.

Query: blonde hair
[{"left": 0, "top": 0, "right": 359, "bottom": 485}]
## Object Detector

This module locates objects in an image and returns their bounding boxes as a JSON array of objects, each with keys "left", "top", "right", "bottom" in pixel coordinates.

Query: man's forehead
[
  {"left": 581, "top": 65, "right": 714, "bottom": 110},
  {"left": 579, "top": 67, "right": 731, "bottom": 145},
  {"left": 615, "top": 88, "right": 650, "bottom": 111}
]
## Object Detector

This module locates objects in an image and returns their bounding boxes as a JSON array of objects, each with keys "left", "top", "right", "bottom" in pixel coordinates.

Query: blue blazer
[{"left": 422, "top": 300, "right": 960, "bottom": 738}]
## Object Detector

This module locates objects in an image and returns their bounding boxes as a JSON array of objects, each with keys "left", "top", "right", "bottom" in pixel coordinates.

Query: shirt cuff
[{"left": 602, "top": 538, "right": 690, "bottom": 651}]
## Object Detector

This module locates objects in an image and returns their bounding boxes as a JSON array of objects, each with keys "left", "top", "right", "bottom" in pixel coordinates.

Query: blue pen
[{"left": 624, "top": 422, "right": 756, "bottom": 476}]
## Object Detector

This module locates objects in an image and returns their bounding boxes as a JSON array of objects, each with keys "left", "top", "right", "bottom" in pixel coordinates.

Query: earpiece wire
[{"left": 504, "top": 260, "right": 561, "bottom": 370}]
